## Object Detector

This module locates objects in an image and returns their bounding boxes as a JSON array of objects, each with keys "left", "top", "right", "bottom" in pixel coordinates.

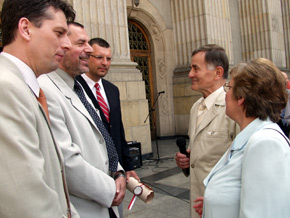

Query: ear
[
  {"left": 18, "top": 17, "right": 32, "bottom": 41},
  {"left": 237, "top": 97, "right": 245, "bottom": 108},
  {"left": 215, "top": 66, "right": 224, "bottom": 80}
]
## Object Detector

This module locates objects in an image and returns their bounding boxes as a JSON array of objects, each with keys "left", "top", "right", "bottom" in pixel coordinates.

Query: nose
[
  {"left": 61, "top": 34, "right": 71, "bottom": 51},
  {"left": 85, "top": 43, "right": 94, "bottom": 54},
  {"left": 101, "top": 57, "right": 109, "bottom": 65},
  {"left": 188, "top": 68, "right": 194, "bottom": 78}
]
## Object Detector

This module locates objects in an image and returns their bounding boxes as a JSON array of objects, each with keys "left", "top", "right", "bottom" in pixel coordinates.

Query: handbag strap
[{"left": 265, "top": 128, "right": 290, "bottom": 146}]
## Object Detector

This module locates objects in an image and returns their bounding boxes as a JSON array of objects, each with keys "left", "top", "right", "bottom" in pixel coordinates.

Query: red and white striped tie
[{"left": 95, "top": 83, "right": 110, "bottom": 122}]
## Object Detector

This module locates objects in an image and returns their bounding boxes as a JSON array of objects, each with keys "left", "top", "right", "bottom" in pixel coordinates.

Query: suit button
[
  {"left": 191, "top": 164, "right": 195, "bottom": 168},
  {"left": 99, "top": 139, "right": 104, "bottom": 144},
  {"left": 105, "top": 160, "right": 108, "bottom": 165}
]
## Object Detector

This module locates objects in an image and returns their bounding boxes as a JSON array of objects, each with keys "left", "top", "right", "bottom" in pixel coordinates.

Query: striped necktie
[
  {"left": 74, "top": 80, "right": 118, "bottom": 172},
  {"left": 95, "top": 83, "right": 110, "bottom": 122}
]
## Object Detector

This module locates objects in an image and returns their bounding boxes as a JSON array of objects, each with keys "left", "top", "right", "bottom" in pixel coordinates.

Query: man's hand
[
  {"left": 175, "top": 150, "right": 190, "bottom": 169},
  {"left": 112, "top": 174, "right": 126, "bottom": 206},
  {"left": 126, "top": 170, "right": 140, "bottom": 183}
]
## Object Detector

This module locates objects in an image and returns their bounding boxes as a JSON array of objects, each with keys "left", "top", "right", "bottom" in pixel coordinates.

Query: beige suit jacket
[
  {"left": 0, "top": 56, "right": 78, "bottom": 217},
  {"left": 38, "top": 69, "right": 123, "bottom": 218},
  {"left": 188, "top": 90, "right": 238, "bottom": 218}
]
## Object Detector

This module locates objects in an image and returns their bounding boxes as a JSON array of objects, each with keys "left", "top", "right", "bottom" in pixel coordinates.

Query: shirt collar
[
  {"left": 81, "top": 74, "right": 104, "bottom": 91},
  {"left": 203, "top": 86, "right": 224, "bottom": 110},
  {"left": 231, "top": 118, "right": 273, "bottom": 151},
  {"left": 56, "top": 68, "right": 75, "bottom": 90},
  {"left": 1, "top": 52, "right": 40, "bottom": 97}
]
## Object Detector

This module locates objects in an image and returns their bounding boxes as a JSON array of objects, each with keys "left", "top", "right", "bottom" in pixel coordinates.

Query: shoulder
[
  {"left": 103, "top": 79, "right": 119, "bottom": 97},
  {"left": 215, "top": 90, "right": 226, "bottom": 106},
  {"left": 0, "top": 69, "right": 39, "bottom": 128},
  {"left": 0, "top": 64, "right": 34, "bottom": 103},
  {"left": 38, "top": 72, "right": 57, "bottom": 89},
  {"left": 103, "top": 79, "right": 118, "bottom": 89},
  {"left": 0, "top": 58, "right": 23, "bottom": 84},
  {"left": 38, "top": 72, "right": 71, "bottom": 95},
  {"left": 246, "top": 124, "right": 290, "bottom": 153}
]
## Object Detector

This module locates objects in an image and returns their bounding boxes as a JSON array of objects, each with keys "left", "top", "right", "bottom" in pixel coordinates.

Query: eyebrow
[
  {"left": 55, "top": 27, "right": 68, "bottom": 33},
  {"left": 78, "top": 39, "right": 86, "bottom": 43}
]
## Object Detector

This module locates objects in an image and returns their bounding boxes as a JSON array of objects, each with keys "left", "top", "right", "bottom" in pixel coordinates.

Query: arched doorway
[{"left": 128, "top": 20, "right": 156, "bottom": 139}]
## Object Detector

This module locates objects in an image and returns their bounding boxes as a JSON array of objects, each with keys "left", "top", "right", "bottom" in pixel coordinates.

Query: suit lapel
[
  {"left": 77, "top": 76, "right": 110, "bottom": 125},
  {"left": 195, "top": 91, "right": 226, "bottom": 135},
  {"left": 196, "top": 106, "right": 218, "bottom": 133},
  {"left": 102, "top": 80, "right": 114, "bottom": 124},
  {"left": 76, "top": 75, "right": 101, "bottom": 111},
  {"left": 47, "top": 71, "right": 98, "bottom": 130},
  {"left": 76, "top": 76, "right": 109, "bottom": 124},
  {"left": 37, "top": 102, "right": 51, "bottom": 126}
]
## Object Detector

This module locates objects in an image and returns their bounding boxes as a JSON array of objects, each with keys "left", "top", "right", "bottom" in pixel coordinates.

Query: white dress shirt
[{"left": 81, "top": 74, "right": 110, "bottom": 110}]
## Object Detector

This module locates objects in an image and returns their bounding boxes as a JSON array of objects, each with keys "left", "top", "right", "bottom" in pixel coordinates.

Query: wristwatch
[{"left": 113, "top": 171, "right": 126, "bottom": 180}]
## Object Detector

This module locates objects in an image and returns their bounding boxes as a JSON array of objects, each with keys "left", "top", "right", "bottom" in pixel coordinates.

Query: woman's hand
[{"left": 193, "top": 196, "right": 204, "bottom": 218}]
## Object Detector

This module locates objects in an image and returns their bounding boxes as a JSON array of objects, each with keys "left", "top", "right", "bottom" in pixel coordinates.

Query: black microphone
[
  {"left": 158, "top": 91, "right": 165, "bottom": 94},
  {"left": 176, "top": 137, "right": 190, "bottom": 177}
]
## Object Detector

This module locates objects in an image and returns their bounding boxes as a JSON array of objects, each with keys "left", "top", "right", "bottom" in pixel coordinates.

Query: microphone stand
[{"left": 144, "top": 92, "right": 171, "bottom": 164}]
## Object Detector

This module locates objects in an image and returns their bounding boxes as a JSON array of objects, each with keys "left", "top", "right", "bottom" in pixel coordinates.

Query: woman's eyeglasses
[{"left": 223, "top": 82, "right": 232, "bottom": 93}]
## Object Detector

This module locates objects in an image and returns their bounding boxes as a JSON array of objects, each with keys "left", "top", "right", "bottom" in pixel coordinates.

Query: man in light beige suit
[
  {"left": 175, "top": 44, "right": 238, "bottom": 218},
  {"left": 0, "top": 0, "right": 79, "bottom": 217},
  {"left": 38, "top": 22, "right": 126, "bottom": 218}
]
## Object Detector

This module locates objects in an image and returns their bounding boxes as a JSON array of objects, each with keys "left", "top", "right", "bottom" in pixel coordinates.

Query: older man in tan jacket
[{"left": 175, "top": 44, "right": 238, "bottom": 218}]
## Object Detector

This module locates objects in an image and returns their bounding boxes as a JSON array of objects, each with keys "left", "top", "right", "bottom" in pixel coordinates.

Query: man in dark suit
[
  {"left": 76, "top": 38, "right": 139, "bottom": 180},
  {"left": 76, "top": 38, "right": 140, "bottom": 217}
]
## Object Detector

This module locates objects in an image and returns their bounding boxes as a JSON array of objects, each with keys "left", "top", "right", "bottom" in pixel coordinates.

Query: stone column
[
  {"left": 172, "top": 0, "right": 233, "bottom": 135},
  {"left": 69, "top": 0, "right": 152, "bottom": 155},
  {"left": 171, "top": 0, "right": 233, "bottom": 70},
  {"left": 239, "top": 0, "right": 286, "bottom": 67},
  {"left": 281, "top": 0, "right": 290, "bottom": 69}
]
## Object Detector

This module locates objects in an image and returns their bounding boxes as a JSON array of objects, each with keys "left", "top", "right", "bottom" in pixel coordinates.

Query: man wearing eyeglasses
[
  {"left": 175, "top": 44, "right": 239, "bottom": 218},
  {"left": 75, "top": 38, "right": 140, "bottom": 217}
]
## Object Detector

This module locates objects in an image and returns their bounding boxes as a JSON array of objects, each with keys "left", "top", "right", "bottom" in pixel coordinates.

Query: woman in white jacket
[{"left": 194, "top": 58, "right": 290, "bottom": 218}]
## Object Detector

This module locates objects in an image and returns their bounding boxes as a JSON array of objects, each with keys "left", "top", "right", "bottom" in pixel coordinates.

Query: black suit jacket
[{"left": 76, "top": 75, "right": 133, "bottom": 171}]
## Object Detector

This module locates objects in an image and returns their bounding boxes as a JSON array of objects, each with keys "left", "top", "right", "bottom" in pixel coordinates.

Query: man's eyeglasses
[
  {"left": 223, "top": 82, "right": 232, "bottom": 93},
  {"left": 90, "top": 55, "right": 112, "bottom": 62}
]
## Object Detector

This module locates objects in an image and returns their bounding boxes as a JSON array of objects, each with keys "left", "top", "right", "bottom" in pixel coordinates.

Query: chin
[
  {"left": 48, "top": 64, "right": 58, "bottom": 73},
  {"left": 226, "top": 111, "right": 234, "bottom": 121},
  {"left": 191, "top": 85, "right": 199, "bottom": 91},
  {"left": 80, "top": 68, "right": 89, "bottom": 74}
]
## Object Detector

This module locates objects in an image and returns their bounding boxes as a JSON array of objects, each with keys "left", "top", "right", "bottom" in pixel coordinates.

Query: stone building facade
[{"left": 1, "top": 0, "right": 289, "bottom": 157}]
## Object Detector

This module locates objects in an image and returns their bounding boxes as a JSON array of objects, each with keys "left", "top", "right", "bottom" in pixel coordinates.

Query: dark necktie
[
  {"left": 74, "top": 80, "right": 118, "bottom": 172},
  {"left": 95, "top": 83, "right": 110, "bottom": 122}
]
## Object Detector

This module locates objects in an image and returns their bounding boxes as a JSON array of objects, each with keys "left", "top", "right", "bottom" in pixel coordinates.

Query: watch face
[{"left": 133, "top": 186, "right": 143, "bottom": 196}]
